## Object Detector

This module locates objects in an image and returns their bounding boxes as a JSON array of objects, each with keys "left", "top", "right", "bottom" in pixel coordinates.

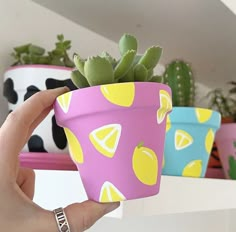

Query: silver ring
[{"left": 53, "top": 207, "right": 71, "bottom": 232}]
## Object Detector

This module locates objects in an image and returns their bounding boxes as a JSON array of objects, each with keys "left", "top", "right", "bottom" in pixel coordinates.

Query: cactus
[
  {"left": 163, "top": 60, "right": 195, "bottom": 106},
  {"left": 71, "top": 34, "right": 163, "bottom": 88}
]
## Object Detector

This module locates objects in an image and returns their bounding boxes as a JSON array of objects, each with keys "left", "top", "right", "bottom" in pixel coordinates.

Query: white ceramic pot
[{"left": 3, "top": 65, "right": 75, "bottom": 154}]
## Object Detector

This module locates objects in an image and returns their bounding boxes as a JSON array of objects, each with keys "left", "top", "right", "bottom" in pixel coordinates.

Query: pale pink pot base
[
  {"left": 19, "top": 153, "right": 77, "bottom": 170},
  {"left": 215, "top": 123, "right": 236, "bottom": 179},
  {"left": 54, "top": 83, "right": 171, "bottom": 201}
]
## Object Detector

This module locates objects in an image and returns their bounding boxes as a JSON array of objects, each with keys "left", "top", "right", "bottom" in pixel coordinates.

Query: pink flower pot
[
  {"left": 54, "top": 82, "right": 172, "bottom": 202},
  {"left": 215, "top": 123, "right": 236, "bottom": 179}
]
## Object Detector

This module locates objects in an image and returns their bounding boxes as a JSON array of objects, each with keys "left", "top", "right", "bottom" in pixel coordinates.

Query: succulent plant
[
  {"left": 71, "top": 34, "right": 163, "bottom": 88},
  {"left": 206, "top": 81, "right": 236, "bottom": 121},
  {"left": 11, "top": 34, "right": 74, "bottom": 68},
  {"left": 162, "top": 60, "right": 195, "bottom": 106}
]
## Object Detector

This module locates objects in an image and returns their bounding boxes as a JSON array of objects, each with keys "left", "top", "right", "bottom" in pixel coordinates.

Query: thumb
[{"left": 65, "top": 200, "right": 120, "bottom": 231}]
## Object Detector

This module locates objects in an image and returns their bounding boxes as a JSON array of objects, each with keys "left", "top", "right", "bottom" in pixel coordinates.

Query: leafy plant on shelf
[
  {"left": 206, "top": 81, "right": 236, "bottom": 122},
  {"left": 11, "top": 34, "right": 74, "bottom": 67},
  {"left": 228, "top": 141, "right": 236, "bottom": 179},
  {"left": 161, "top": 60, "right": 195, "bottom": 107},
  {"left": 71, "top": 34, "right": 163, "bottom": 88}
]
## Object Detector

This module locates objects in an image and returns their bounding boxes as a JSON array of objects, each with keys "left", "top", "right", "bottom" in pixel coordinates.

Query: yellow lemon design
[
  {"left": 101, "top": 83, "right": 135, "bottom": 107},
  {"left": 64, "top": 128, "right": 84, "bottom": 163},
  {"left": 157, "top": 90, "right": 172, "bottom": 124},
  {"left": 166, "top": 115, "right": 171, "bottom": 132},
  {"left": 182, "top": 160, "right": 202, "bottom": 177},
  {"left": 205, "top": 129, "right": 215, "bottom": 154},
  {"left": 162, "top": 155, "right": 165, "bottom": 168},
  {"left": 175, "top": 130, "right": 193, "bottom": 150},
  {"left": 195, "top": 108, "right": 212, "bottom": 123},
  {"left": 89, "top": 124, "right": 121, "bottom": 158},
  {"left": 57, "top": 92, "right": 72, "bottom": 113},
  {"left": 132, "top": 143, "right": 158, "bottom": 185},
  {"left": 99, "top": 181, "right": 126, "bottom": 202}
]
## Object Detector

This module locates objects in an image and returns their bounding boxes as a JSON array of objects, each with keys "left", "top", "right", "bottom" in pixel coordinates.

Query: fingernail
[
  {"left": 105, "top": 202, "right": 120, "bottom": 213},
  {"left": 53, "top": 86, "right": 70, "bottom": 93}
]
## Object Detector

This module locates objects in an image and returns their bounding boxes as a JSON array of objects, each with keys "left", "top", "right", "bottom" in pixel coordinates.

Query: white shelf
[{"left": 34, "top": 170, "right": 236, "bottom": 218}]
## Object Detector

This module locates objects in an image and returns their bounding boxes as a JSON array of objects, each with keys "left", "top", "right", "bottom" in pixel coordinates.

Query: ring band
[{"left": 53, "top": 207, "right": 71, "bottom": 232}]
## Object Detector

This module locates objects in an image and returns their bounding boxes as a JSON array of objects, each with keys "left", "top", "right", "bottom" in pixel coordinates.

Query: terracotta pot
[
  {"left": 3, "top": 65, "right": 75, "bottom": 155},
  {"left": 54, "top": 82, "right": 172, "bottom": 202},
  {"left": 215, "top": 123, "right": 236, "bottom": 179},
  {"left": 162, "top": 107, "right": 221, "bottom": 178}
]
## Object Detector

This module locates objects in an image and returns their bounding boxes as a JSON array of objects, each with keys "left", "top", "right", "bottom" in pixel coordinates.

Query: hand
[{"left": 0, "top": 87, "right": 120, "bottom": 232}]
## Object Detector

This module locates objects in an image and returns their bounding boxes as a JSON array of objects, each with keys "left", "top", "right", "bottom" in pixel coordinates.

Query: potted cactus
[
  {"left": 160, "top": 60, "right": 221, "bottom": 178},
  {"left": 207, "top": 82, "right": 236, "bottom": 179},
  {"left": 54, "top": 34, "right": 172, "bottom": 202},
  {"left": 3, "top": 34, "right": 77, "bottom": 170}
]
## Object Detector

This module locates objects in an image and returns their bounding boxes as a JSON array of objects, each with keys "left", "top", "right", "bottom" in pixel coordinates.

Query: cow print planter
[{"left": 3, "top": 65, "right": 77, "bottom": 170}]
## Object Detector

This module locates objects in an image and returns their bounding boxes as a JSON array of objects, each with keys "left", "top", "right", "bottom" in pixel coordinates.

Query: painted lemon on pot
[
  {"left": 157, "top": 89, "right": 172, "bottom": 124},
  {"left": 132, "top": 142, "right": 158, "bottom": 185},
  {"left": 99, "top": 181, "right": 126, "bottom": 202},
  {"left": 175, "top": 129, "right": 193, "bottom": 150},
  {"left": 195, "top": 108, "right": 212, "bottom": 123},
  {"left": 57, "top": 92, "right": 72, "bottom": 113},
  {"left": 101, "top": 83, "right": 135, "bottom": 107},
  {"left": 182, "top": 160, "right": 202, "bottom": 177},
  {"left": 64, "top": 127, "right": 84, "bottom": 163},
  {"left": 89, "top": 124, "right": 122, "bottom": 158},
  {"left": 205, "top": 128, "right": 215, "bottom": 154}
]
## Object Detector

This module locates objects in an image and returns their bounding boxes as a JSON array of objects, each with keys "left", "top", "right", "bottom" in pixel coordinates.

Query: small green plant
[
  {"left": 11, "top": 34, "right": 74, "bottom": 67},
  {"left": 71, "top": 34, "right": 163, "bottom": 88},
  {"left": 162, "top": 60, "right": 195, "bottom": 106},
  {"left": 206, "top": 81, "right": 236, "bottom": 121}
]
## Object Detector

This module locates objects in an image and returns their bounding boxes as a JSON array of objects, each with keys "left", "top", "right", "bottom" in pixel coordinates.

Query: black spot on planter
[
  {"left": 45, "top": 78, "right": 77, "bottom": 91},
  {"left": 3, "top": 78, "right": 18, "bottom": 104},
  {"left": 28, "top": 135, "right": 48, "bottom": 152},
  {"left": 52, "top": 115, "right": 67, "bottom": 149},
  {"left": 24, "top": 85, "right": 41, "bottom": 101}
]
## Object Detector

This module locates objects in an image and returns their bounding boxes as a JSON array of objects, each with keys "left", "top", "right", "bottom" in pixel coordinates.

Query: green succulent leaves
[
  {"left": 119, "top": 34, "right": 138, "bottom": 56},
  {"left": 138, "top": 46, "right": 162, "bottom": 70},
  {"left": 74, "top": 54, "right": 85, "bottom": 75},
  {"left": 71, "top": 70, "right": 90, "bottom": 89},
  {"left": 84, "top": 56, "right": 114, "bottom": 86},
  {"left": 11, "top": 34, "right": 74, "bottom": 67},
  {"left": 71, "top": 33, "right": 164, "bottom": 88},
  {"left": 114, "top": 50, "right": 136, "bottom": 80}
]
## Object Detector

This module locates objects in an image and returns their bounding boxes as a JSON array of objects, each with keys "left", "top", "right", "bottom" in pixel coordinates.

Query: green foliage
[
  {"left": 71, "top": 33, "right": 163, "bottom": 88},
  {"left": 228, "top": 155, "right": 236, "bottom": 179},
  {"left": 206, "top": 81, "right": 236, "bottom": 121},
  {"left": 11, "top": 34, "right": 74, "bottom": 68},
  {"left": 162, "top": 60, "right": 195, "bottom": 106}
]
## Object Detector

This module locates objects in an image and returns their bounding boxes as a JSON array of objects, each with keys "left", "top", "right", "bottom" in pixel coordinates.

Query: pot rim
[
  {"left": 5, "top": 64, "right": 73, "bottom": 72},
  {"left": 168, "top": 106, "right": 221, "bottom": 128},
  {"left": 54, "top": 82, "right": 172, "bottom": 125}
]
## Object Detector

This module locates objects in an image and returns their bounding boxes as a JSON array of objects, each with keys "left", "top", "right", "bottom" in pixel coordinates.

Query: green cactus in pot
[
  {"left": 71, "top": 34, "right": 163, "bottom": 88},
  {"left": 162, "top": 60, "right": 195, "bottom": 106}
]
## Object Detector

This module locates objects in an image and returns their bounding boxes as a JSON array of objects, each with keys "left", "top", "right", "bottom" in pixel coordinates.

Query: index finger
[{"left": 0, "top": 87, "right": 69, "bottom": 174}]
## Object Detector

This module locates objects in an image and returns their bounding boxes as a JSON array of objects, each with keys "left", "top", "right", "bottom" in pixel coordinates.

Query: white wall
[
  {"left": 0, "top": 0, "right": 119, "bottom": 125},
  {"left": 0, "top": 0, "right": 211, "bottom": 126}
]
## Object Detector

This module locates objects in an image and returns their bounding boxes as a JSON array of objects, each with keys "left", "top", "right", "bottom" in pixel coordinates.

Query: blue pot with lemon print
[{"left": 162, "top": 107, "right": 221, "bottom": 177}]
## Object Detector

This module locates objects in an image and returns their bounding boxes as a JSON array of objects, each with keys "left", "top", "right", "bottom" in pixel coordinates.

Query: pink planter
[
  {"left": 215, "top": 123, "right": 236, "bottom": 179},
  {"left": 54, "top": 82, "right": 172, "bottom": 202}
]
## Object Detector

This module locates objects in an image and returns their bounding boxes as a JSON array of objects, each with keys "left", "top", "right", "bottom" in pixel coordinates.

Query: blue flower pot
[{"left": 162, "top": 107, "right": 221, "bottom": 177}]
